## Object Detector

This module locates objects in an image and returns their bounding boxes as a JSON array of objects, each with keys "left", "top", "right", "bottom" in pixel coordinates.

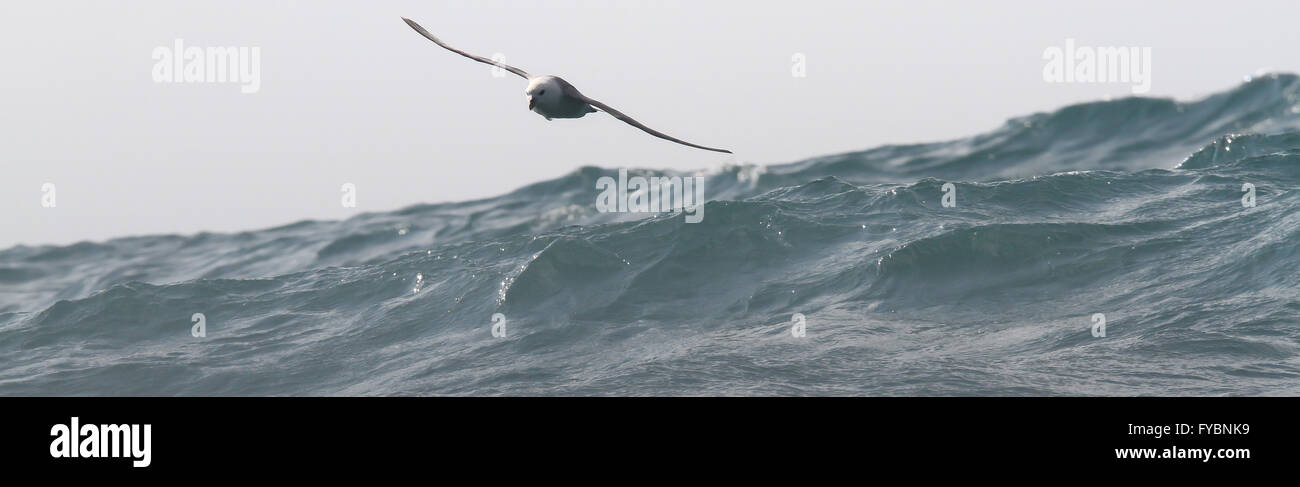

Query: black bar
[{"left": 2, "top": 397, "right": 1292, "bottom": 474}]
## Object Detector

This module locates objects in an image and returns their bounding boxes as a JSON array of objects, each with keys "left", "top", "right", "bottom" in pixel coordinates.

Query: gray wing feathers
[
  {"left": 402, "top": 17, "right": 531, "bottom": 80},
  {"left": 561, "top": 84, "right": 732, "bottom": 154}
]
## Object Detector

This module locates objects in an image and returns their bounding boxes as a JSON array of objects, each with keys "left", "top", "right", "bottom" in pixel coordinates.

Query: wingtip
[{"left": 402, "top": 17, "right": 429, "bottom": 36}]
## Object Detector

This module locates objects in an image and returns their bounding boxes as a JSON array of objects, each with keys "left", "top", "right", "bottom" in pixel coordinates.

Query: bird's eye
[{"left": 539, "top": 90, "right": 546, "bottom": 96}]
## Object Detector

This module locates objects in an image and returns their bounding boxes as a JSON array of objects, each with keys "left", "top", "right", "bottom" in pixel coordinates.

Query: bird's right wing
[
  {"left": 402, "top": 17, "right": 531, "bottom": 80},
  {"left": 561, "top": 83, "right": 732, "bottom": 154}
]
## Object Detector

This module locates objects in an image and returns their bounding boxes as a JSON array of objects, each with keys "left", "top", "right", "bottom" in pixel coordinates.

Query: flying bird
[{"left": 401, "top": 17, "right": 732, "bottom": 154}]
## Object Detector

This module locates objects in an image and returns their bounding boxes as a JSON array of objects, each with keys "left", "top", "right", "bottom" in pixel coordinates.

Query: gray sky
[{"left": 3, "top": 0, "right": 1298, "bottom": 248}]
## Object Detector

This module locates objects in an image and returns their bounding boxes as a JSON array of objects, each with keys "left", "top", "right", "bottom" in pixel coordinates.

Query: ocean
[{"left": 3, "top": 74, "right": 1299, "bottom": 396}]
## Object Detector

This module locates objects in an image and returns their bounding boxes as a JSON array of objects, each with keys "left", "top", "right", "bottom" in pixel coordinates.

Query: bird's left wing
[{"left": 402, "top": 17, "right": 531, "bottom": 80}]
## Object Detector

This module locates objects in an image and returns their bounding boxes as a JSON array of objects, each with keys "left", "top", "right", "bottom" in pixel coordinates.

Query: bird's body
[
  {"left": 526, "top": 76, "right": 597, "bottom": 120},
  {"left": 401, "top": 17, "right": 731, "bottom": 153}
]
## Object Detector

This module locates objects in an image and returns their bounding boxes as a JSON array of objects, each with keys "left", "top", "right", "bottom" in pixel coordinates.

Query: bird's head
[{"left": 525, "top": 77, "right": 560, "bottom": 111}]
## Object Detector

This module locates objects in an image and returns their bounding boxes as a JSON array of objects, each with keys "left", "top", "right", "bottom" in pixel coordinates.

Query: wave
[{"left": 3, "top": 75, "right": 1300, "bottom": 395}]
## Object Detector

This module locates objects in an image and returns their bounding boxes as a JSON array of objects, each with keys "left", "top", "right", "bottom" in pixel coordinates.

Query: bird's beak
[{"left": 528, "top": 97, "right": 536, "bottom": 111}]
